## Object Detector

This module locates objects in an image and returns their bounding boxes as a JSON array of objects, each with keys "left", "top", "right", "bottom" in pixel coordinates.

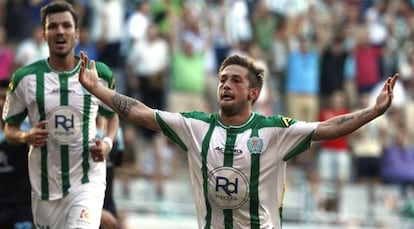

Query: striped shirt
[
  {"left": 156, "top": 111, "right": 317, "bottom": 229},
  {"left": 3, "top": 58, "right": 116, "bottom": 200}
]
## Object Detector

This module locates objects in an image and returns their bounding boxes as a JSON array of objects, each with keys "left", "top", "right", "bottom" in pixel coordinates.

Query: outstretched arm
[
  {"left": 313, "top": 73, "right": 398, "bottom": 141},
  {"left": 79, "top": 52, "right": 159, "bottom": 131}
]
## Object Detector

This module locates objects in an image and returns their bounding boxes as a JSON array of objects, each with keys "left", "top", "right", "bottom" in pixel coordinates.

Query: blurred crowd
[{"left": 2, "top": 0, "right": 414, "bottom": 226}]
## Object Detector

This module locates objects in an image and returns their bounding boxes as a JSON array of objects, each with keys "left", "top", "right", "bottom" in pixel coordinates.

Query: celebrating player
[{"left": 79, "top": 51, "right": 397, "bottom": 228}]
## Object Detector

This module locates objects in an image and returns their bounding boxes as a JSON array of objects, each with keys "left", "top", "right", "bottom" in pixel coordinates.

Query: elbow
[
  {"left": 4, "top": 132, "right": 17, "bottom": 144},
  {"left": 3, "top": 125, "right": 27, "bottom": 145},
  {"left": 314, "top": 125, "right": 344, "bottom": 141}
]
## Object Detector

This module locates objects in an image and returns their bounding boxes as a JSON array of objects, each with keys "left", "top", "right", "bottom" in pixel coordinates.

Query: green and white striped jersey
[
  {"left": 3, "top": 58, "right": 116, "bottom": 201},
  {"left": 156, "top": 111, "right": 318, "bottom": 229}
]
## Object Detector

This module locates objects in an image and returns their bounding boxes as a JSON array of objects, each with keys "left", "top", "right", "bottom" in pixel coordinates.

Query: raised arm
[
  {"left": 313, "top": 73, "right": 398, "bottom": 141},
  {"left": 79, "top": 52, "right": 159, "bottom": 131}
]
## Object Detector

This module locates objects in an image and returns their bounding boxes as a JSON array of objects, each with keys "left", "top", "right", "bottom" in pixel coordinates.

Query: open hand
[
  {"left": 79, "top": 51, "right": 99, "bottom": 92},
  {"left": 375, "top": 73, "right": 399, "bottom": 115}
]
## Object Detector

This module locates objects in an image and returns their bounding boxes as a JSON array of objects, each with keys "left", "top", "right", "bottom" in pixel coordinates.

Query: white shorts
[
  {"left": 318, "top": 148, "right": 351, "bottom": 182},
  {"left": 32, "top": 181, "right": 106, "bottom": 229}
]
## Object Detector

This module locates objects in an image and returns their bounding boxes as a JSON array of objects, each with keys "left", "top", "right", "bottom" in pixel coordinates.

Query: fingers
[
  {"left": 35, "top": 120, "right": 48, "bottom": 129},
  {"left": 90, "top": 138, "right": 105, "bottom": 162},
  {"left": 390, "top": 73, "right": 399, "bottom": 88},
  {"left": 29, "top": 120, "right": 49, "bottom": 147},
  {"left": 382, "top": 73, "right": 399, "bottom": 94},
  {"left": 90, "top": 59, "right": 96, "bottom": 72},
  {"left": 79, "top": 51, "right": 86, "bottom": 77},
  {"left": 79, "top": 51, "right": 95, "bottom": 72}
]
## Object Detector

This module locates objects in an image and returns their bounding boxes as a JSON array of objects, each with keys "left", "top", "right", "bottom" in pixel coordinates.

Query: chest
[{"left": 23, "top": 73, "right": 99, "bottom": 111}]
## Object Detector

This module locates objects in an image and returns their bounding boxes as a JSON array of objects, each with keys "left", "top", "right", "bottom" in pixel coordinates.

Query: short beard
[
  {"left": 220, "top": 99, "right": 248, "bottom": 117},
  {"left": 52, "top": 49, "right": 71, "bottom": 58},
  {"left": 221, "top": 105, "right": 238, "bottom": 116}
]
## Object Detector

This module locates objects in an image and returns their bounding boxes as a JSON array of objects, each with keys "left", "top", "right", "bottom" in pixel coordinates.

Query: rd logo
[
  {"left": 208, "top": 167, "right": 249, "bottom": 209},
  {"left": 47, "top": 106, "right": 82, "bottom": 144}
]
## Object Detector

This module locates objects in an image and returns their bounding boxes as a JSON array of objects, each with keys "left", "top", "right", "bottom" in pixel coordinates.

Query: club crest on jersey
[
  {"left": 46, "top": 106, "right": 82, "bottom": 144},
  {"left": 208, "top": 167, "right": 249, "bottom": 209},
  {"left": 247, "top": 137, "right": 263, "bottom": 154}
]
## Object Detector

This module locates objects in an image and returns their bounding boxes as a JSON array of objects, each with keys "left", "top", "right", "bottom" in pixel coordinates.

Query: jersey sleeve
[
  {"left": 278, "top": 120, "right": 319, "bottom": 161},
  {"left": 95, "top": 61, "right": 116, "bottom": 117},
  {"left": 2, "top": 72, "right": 29, "bottom": 125},
  {"left": 154, "top": 110, "right": 189, "bottom": 152},
  {"left": 155, "top": 110, "right": 212, "bottom": 153}
]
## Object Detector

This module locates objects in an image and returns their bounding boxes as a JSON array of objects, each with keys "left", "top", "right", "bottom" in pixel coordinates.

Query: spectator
[
  {"left": 317, "top": 90, "right": 351, "bottom": 213},
  {"left": 90, "top": 0, "right": 125, "bottom": 68},
  {"left": 0, "top": 25, "right": 15, "bottom": 80},
  {"left": 319, "top": 36, "right": 348, "bottom": 108},
  {"left": 0, "top": 79, "right": 33, "bottom": 229},
  {"left": 381, "top": 125, "right": 414, "bottom": 199},
  {"left": 126, "top": 22, "right": 172, "bottom": 198},
  {"left": 124, "top": 0, "right": 152, "bottom": 46},
  {"left": 286, "top": 35, "right": 320, "bottom": 122},
  {"left": 168, "top": 8, "right": 210, "bottom": 112},
  {"left": 353, "top": 27, "right": 382, "bottom": 95},
  {"left": 14, "top": 25, "right": 48, "bottom": 68},
  {"left": 75, "top": 26, "right": 99, "bottom": 61}
]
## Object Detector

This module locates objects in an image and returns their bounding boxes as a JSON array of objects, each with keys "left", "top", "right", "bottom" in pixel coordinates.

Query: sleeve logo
[
  {"left": 281, "top": 116, "right": 293, "bottom": 127},
  {"left": 7, "top": 81, "right": 14, "bottom": 92}
]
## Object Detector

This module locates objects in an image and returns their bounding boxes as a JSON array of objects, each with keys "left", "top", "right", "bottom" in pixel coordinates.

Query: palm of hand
[
  {"left": 79, "top": 51, "right": 98, "bottom": 90},
  {"left": 375, "top": 74, "right": 398, "bottom": 114}
]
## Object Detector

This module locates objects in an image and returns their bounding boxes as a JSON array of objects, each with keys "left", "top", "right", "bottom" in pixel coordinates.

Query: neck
[
  {"left": 219, "top": 110, "right": 253, "bottom": 126},
  {"left": 48, "top": 54, "right": 78, "bottom": 72}
]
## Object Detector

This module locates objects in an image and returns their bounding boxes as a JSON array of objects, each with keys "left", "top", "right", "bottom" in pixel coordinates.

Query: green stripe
[
  {"left": 81, "top": 94, "right": 91, "bottom": 183},
  {"left": 156, "top": 113, "right": 188, "bottom": 152},
  {"left": 36, "top": 73, "right": 49, "bottom": 200},
  {"left": 61, "top": 145, "right": 70, "bottom": 195},
  {"left": 59, "top": 76, "right": 70, "bottom": 195},
  {"left": 223, "top": 131, "right": 236, "bottom": 229},
  {"left": 283, "top": 131, "right": 314, "bottom": 161},
  {"left": 201, "top": 122, "right": 216, "bottom": 229},
  {"left": 250, "top": 128, "right": 260, "bottom": 228}
]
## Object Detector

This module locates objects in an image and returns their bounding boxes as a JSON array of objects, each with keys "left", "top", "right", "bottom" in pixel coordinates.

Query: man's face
[
  {"left": 217, "top": 65, "right": 257, "bottom": 116},
  {"left": 43, "top": 11, "right": 78, "bottom": 58}
]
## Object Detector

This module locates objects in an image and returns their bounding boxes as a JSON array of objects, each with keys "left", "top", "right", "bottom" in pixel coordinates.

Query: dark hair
[
  {"left": 218, "top": 55, "right": 265, "bottom": 104},
  {"left": 219, "top": 55, "right": 264, "bottom": 88},
  {"left": 40, "top": 1, "right": 79, "bottom": 30}
]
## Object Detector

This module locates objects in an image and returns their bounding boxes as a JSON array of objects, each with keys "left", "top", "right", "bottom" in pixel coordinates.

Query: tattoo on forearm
[
  {"left": 111, "top": 93, "right": 138, "bottom": 117},
  {"left": 358, "top": 110, "right": 370, "bottom": 118},
  {"left": 336, "top": 116, "right": 354, "bottom": 125},
  {"left": 336, "top": 109, "right": 372, "bottom": 126}
]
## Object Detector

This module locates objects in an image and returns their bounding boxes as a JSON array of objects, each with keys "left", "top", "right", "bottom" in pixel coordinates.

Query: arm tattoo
[
  {"left": 336, "top": 110, "right": 371, "bottom": 126},
  {"left": 336, "top": 116, "right": 354, "bottom": 125},
  {"left": 358, "top": 110, "right": 371, "bottom": 118},
  {"left": 111, "top": 93, "right": 138, "bottom": 117}
]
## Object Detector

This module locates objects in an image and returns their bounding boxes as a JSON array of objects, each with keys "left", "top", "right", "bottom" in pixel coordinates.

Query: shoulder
[
  {"left": 181, "top": 111, "right": 215, "bottom": 123},
  {"left": 10, "top": 60, "right": 47, "bottom": 92},
  {"left": 254, "top": 114, "right": 298, "bottom": 128},
  {"left": 94, "top": 61, "right": 115, "bottom": 89}
]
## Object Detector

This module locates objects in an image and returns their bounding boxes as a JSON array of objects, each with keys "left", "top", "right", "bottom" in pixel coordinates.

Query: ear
[{"left": 248, "top": 87, "right": 260, "bottom": 101}]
